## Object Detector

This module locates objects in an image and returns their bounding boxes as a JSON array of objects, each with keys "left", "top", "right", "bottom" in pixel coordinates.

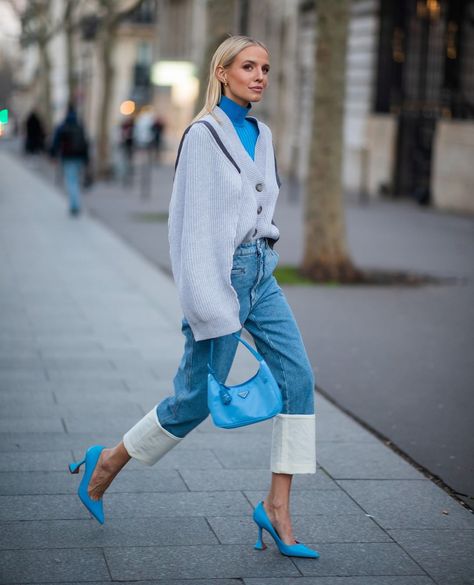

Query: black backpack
[{"left": 59, "top": 122, "right": 88, "bottom": 158}]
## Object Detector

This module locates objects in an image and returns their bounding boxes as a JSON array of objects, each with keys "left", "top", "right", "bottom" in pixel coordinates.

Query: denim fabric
[
  {"left": 62, "top": 158, "right": 83, "bottom": 212},
  {"left": 157, "top": 238, "right": 315, "bottom": 438}
]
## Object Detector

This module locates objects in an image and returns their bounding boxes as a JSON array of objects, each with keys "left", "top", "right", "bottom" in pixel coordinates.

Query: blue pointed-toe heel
[
  {"left": 69, "top": 445, "right": 106, "bottom": 524},
  {"left": 253, "top": 501, "right": 320, "bottom": 559}
]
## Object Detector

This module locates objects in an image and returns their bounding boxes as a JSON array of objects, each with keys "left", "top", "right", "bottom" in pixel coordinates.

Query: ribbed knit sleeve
[{"left": 168, "top": 123, "right": 243, "bottom": 342}]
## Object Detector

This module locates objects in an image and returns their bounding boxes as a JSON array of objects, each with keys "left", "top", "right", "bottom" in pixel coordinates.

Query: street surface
[{"left": 1, "top": 150, "right": 473, "bottom": 584}]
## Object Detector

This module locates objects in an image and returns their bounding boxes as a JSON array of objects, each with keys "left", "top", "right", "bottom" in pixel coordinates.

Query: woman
[{"left": 69, "top": 35, "right": 318, "bottom": 559}]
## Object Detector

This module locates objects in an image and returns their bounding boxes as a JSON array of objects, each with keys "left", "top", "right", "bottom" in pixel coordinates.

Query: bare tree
[
  {"left": 301, "top": 0, "right": 361, "bottom": 282},
  {"left": 64, "top": 0, "right": 81, "bottom": 104},
  {"left": 10, "top": 0, "right": 55, "bottom": 132},
  {"left": 7, "top": 0, "right": 85, "bottom": 130},
  {"left": 92, "top": 0, "right": 148, "bottom": 178}
]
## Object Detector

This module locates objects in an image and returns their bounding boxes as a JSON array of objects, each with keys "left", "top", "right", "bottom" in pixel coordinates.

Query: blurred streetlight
[{"left": 120, "top": 100, "right": 136, "bottom": 116}]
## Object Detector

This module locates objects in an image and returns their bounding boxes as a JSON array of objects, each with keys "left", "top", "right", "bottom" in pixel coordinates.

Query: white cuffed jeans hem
[
  {"left": 270, "top": 413, "right": 316, "bottom": 474},
  {"left": 123, "top": 407, "right": 181, "bottom": 466}
]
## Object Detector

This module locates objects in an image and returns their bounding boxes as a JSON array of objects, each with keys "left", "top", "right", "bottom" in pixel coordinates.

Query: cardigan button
[
  {"left": 253, "top": 228, "right": 258, "bottom": 237},
  {"left": 255, "top": 183, "right": 264, "bottom": 192},
  {"left": 257, "top": 205, "right": 262, "bottom": 214}
]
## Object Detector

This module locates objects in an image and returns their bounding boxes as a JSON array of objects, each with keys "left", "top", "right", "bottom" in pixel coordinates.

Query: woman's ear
[{"left": 215, "top": 65, "right": 226, "bottom": 85}]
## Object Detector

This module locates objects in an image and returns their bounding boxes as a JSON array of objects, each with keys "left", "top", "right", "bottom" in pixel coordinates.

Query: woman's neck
[{"left": 218, "top": 95, "right": 251, "bottom": 126}]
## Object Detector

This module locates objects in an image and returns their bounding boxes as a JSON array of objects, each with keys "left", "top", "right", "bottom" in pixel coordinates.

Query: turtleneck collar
[{"left": 218, "top": 95, "right": 251, "bottom": 127}]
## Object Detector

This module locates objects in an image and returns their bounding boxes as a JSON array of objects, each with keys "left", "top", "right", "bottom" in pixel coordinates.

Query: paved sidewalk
[{"left": 0, "top": 151, "right": 473, "bottom": 584}]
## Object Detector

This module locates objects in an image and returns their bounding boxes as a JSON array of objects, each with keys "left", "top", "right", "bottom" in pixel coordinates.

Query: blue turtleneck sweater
[{"left": 218, "top": 95, "right": 259, "bottom": 160}]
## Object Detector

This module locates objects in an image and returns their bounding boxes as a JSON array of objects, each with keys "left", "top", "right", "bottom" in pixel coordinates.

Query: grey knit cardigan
[{"left": 168, "top": 105, "right": 281, "bottom": 341}]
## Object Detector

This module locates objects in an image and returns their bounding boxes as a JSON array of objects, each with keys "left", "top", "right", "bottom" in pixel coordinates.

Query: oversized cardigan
[{"left": 168, "top": 105, "right": 281, "bottom": 341}]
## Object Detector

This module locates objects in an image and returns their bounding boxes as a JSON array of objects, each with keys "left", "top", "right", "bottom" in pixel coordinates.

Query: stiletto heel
[
  {"left": 253, "top": 501, "right": 320, "bottom": 559},
  {"left": 68, "top": 458, "right": 85, "bottom": 474},
  {"left": 254, "top": 525, "right": 267, "bottom": 551},
  {"left": 68, "top": 445, "right": 106, "bottom": 524}
]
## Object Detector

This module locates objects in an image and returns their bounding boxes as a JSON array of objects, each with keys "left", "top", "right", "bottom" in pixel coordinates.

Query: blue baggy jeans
[
  {"left": 62, "top": 158, "right": 83, "bottom": 212},
  {"left": 124, "top": 238, "right": 317, "bottom": 474}
]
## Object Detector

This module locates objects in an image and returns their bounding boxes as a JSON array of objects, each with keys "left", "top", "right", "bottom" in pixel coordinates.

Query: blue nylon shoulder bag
[{"left": 207, "top": 332, "right": 283, "bottom": 429}]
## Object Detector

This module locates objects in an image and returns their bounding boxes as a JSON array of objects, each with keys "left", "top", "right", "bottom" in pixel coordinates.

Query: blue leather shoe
[
  {"left": 69, "top": 445, "right": 105, "bottom": 524},
  {"left": 253, "top": 501, "right": 320, "bottom": 559}
]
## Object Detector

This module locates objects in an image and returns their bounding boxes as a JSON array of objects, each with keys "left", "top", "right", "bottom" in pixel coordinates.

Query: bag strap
[
  {"left": 208, "top": 332, "right": 263, "bottom": 378},
  {"left": 175, "top": 120, "right": 241, "bottom": 174}
]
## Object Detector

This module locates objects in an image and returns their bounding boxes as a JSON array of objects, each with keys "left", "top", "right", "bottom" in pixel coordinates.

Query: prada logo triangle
[{"left": 237, "top": 390, "right": 249, "bottom": 399}]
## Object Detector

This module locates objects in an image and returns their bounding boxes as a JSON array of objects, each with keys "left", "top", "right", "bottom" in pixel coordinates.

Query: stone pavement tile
[
  {"left": 318, "top": 442, "right": 424, "bottom": 480},
  {"left": 0, "top": 450, "right": 73, "bottom": 472},
  {"left": 46, "top": 369, "right": 130, "bottom": 381},
  {"left": 27, "top": 320, "right": 92, "bottom": 332},
  {"left": 176, "top": 431, "right": 271, "bottom": 452},
  {"left": 388, "top": 529, "right": 474, "bottom": 585},
  {"left": 0, "top": 356, "right": 43, "bottom": 370},
  {"left": 41, "top": 357, "right": 116, "bottom": 371},
  {"left": 0, "top": 468, "right": 187, "bottom": 495},
  {"left": 0, "top": 341, "right": 38, "bottom": 354},
  {"left": 0, "top": 389, "right": 55, "bottom": 408},
  {"left": 317, "top": 412, "right": 379, "bottom": 444},
  {"left": 34, "top": 339, "right": 103, "bottom": 351},
  {"left": 180, "top": 468, "right": 337, "bottom": 492},
  {"left": 211, "top": 443, "right": 273, "bottom": 469},
  {"left": 244, "top": 577, "right": 436, "bottom": 584},
  {"left": 115, "top": 362, "right": 178, "bottom": 381},
  {"left": 105, "top": 491, "right": 251, "bottom": 519},
  {"left": 0, "top": 548, "right": 110, "bottom": 583},
  {"left": 24, "top": 305, "right": 83, "bottom": 315},
  {"left": 0, "top": 416, "right": 64, "bottom": 433},
  {"left": 54, "top": 389, "right": 132, "bottom": 403},
  {"left": 0, "top": 400, "right": 143, "bottom": 419},
  {"left": 292, "top": 543, "right": 425, "bottom": 576},
  {"left": 338, "top": 480, "right": 474, "bottom": 529},
  {"left": 145, "top": 448, "right": 224, "bottom": 470},
  {"left": 245, "top": 490, "right": 362, "bottom": 515},
  {"left": 209, "top": 513, "right": 391, "bottom": 545},
  {"left": 28, "top": 324, "right": 94, "bottom": 335},
  {"left": 0, "top": 369, "right": 48, "bottom": 381},
  {"left": 107, "top": 468, "right": 188, "bottom": 494},
  {"left": 0, "top": 379, "right": 127, "bottom": 394},
  {"left": 39, "top": 348, "right": 139, "bottom": 360},
  {"left": 0, "top": 494, "right": 85, "bottom": 521},
  {"left": 104, "top": 544, "right": 300, "bottom": 580},
  {"left": 0, "top": 516, "right": 218, "bottom": 549},
  {"left": 0, "top": 432, "right": 121, "bottom": 452},
  {"left": 0, "top": 348, "right": 40, "bottom": 359},
  {"left": 64, "top": 414, "right": 142, "bottom": 434}
]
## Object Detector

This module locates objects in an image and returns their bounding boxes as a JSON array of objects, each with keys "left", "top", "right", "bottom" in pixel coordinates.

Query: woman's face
[{"left": 217, "top": 45, "right": 270, "bottom": 107}]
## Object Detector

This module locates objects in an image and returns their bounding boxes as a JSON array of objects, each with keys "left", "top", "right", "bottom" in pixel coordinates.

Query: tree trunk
[
  {"left": 65, "top": 2, "right": 77, "bottom": 105},
  {"left": 301, "top": 0, "right": 361, "bottom": 282},
  {"left": 38, "top": 38, "right": 53, "bottom": 135},
  {"left": 96, "top": 21, "right": 117, "bottom": 178}
]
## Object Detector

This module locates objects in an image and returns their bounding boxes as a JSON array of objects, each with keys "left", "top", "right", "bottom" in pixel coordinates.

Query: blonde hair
[{"left": 192, "top": 35, "right": 269, "bottom": 123}]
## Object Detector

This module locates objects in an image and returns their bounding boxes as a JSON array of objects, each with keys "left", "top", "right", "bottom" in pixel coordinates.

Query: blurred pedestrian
[
  {"left": 69, "top": 35, "right": 318, "bottom": 561},
  {"left": 120, "top": 116, "right": 135, "bottom": 184},
  {"left": 133, "top": 106, "right": 154, "bottom": 149},
  {"left": 151, "top": 115, "right": 165, "bottom": 162},
  {"left": 24, "top": 110, "right": 45, "bottom": 154},
  {"left": 51, "top": 104, "right": 89, "bottom": 216}
]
